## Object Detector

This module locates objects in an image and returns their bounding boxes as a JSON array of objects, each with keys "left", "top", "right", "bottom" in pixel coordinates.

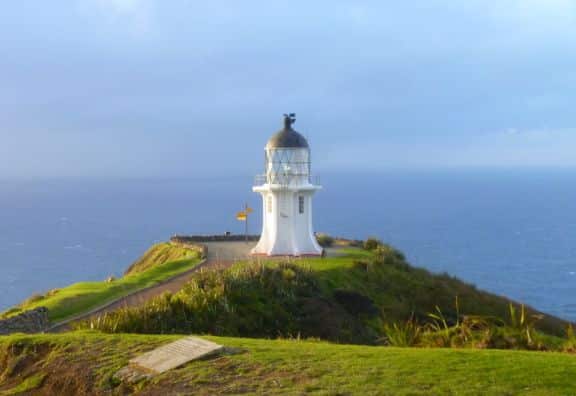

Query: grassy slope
[
  {"left": 124, "top": 242, "right": 203, "bottom": 276},
  {"left": 1, "top": 332, "right": 576, "bottom": 395},
  {"left": 293, "top": 248, "right": 568, "bottom": 336},
  {"left": 79, "top": 247, "right": 570, "bottom": 350},
  {"left": 1, "top": 243, "right": 202, "bottom": 323}
]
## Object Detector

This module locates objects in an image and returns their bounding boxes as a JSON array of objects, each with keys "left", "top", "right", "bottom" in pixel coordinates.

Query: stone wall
[
  {"left": 171, "top": 234, "right": 260, "bottom": 243},
  {"left": 0, "top": 307, "right": 49, "bottom": 335}
]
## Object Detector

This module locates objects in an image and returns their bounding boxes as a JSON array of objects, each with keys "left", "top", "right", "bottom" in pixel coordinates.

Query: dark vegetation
[
  {"left": 77, "top": 238, "right": 573, "bottom": 351},
  {"left": 77, "top": 263, "right": 372, "bottom": 344},
  {"left": 315, "top": 233, "right": 334, "bottom": 247},
  {"left": 2, "top": 237, "right": 576, "bottom": 394},
  {"left": 363, "top": 237, "right": 383, "bottom": 251}
]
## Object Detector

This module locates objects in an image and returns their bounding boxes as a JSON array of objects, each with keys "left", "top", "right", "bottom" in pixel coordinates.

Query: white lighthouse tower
[{"left": 251, "top": 114, "right": 323, "bottom": 256}]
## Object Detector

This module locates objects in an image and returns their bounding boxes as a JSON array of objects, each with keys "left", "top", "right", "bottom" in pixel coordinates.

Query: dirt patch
[{"left": 0, "top": 342, "right": 52, "bottom": 394}]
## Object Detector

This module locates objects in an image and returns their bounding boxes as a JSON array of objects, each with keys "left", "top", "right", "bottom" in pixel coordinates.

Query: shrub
[
  {"left": 77, "top": 263, "right": 330, "bottom": 338},
  {"left": 349, "top": 239, "right": 364, "bottom": 248},
  {"left": 352, "top": 260, "right": 370, "bottom": 271},
  {"left": 333, "top": 289, "right": 378, "bottom": 317},
  {"left": 382, "top": 319, "right": 422, "bottom": 347},
  {"left": 363, "top": 237, "right": 382, "bottom": 251},
  {"left": 316, "top": 234, "right": 334, "bottom": 248},
  {"left": 563, "top": 325, "right": 576, "bottom": 353},
  {"left": 370, "top": 244, "right": 408, "bottom": 272},
  {"left": 383, "top": 300, "right": 556, "bottom": 351},
  {"left": 506, "top": 303, "right": 544, "bottom": 349}
]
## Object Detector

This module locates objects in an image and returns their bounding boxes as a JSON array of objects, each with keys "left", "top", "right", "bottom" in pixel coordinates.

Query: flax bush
[{"left": 76, "top": 263, "right": 322, "bottom": 338}]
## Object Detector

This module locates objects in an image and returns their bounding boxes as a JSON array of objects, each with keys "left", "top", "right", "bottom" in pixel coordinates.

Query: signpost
[{"left": 236, "top": 203, "right": 253, "bottom": 241}]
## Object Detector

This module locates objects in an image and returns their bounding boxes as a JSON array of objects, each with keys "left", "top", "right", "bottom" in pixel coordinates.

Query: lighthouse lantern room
[{"left": 251, "top": 114, "right": 323, "bottom": 256}]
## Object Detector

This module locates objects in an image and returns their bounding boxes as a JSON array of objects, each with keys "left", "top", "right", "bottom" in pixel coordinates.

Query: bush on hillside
[
  {"left": 316, "top": 234, "right": 334, "bottom": 247},
  {"left": 563, "top": 325, "right": 576, "bottom": 353},
  {"left": 383, "top": 303, "right": 553, "bottom": 351},
  {"left": 333, "top": 289, "right": 378, "bottom": 317},
  {"left": 371, "top": 244, "right": 408, "bottom": 270},
  {"left": 363, "top": 237, "right": 382, "bottom": 251},
  {"left": 352, "top": 260, "right": 370, "bottom": 271},
  {"left": 76, "top": 263, "right": 371, "bottom": 343},
  {"left": 75, "top": 242, "right": 570, "bottom": 350}
]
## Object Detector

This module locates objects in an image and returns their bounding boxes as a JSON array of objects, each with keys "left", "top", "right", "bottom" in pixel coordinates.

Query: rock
[
  {"left": 115, "top": 337, "right": 226, "bottom": 383},
  {"left": 0, "top": 307, "right": 50, "bottom": 334},
  {"left": 130, "top": 337, "right": 224, "bottom": 374}
]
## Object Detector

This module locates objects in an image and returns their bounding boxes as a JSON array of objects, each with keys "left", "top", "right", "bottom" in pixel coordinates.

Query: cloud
[{"left": 79, "top": 0, "right": 154, "bottom": 36}]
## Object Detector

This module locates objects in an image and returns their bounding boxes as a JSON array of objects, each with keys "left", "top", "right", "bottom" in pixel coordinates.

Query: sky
[{"left": 1, "top": 0, "right": 576, "bottom": 178}]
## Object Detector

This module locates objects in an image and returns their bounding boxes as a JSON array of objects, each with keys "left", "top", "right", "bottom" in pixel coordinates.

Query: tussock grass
[
  {"left": 78, "top": 243, "right": 570, "bottom": 350},
  {"left": 76, "top": 263, "right": 366, "bottom": 341}
]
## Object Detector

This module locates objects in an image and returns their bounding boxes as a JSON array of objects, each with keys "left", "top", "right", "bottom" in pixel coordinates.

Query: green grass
[
  {"left": 1, "top": 331, "right": 576, "bottom": 395},
  {"left": 0, "top": 374, "right": 45, "bottom": 396},
  {"left": 291, "top": 251, "right": 568, "bottom": 337},
  {"left": 79, "top": 248, "right": 570, "bottom": 350},
  {"left": 1, "top": 243, "right": 202, "bottom": 323},
  {"left": 124, "top": 242, "right": 204, "bottom": 275}
]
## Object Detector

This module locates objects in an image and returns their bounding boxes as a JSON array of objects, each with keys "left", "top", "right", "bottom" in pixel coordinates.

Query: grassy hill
[
  {"left": 0, "top": 243, "right": 203, "bottom": 324},
  {"left": 77, "top": 244, "right": 571, "bottom": 348},
  {"left": 1, "top": 332, "right": 576, "bottom": 395},
  {"left": 2, "top": 240, "right": 576, "bottom": 394},
  {"left": 124, "top": 241, "right": 204, "bottom": 276}
]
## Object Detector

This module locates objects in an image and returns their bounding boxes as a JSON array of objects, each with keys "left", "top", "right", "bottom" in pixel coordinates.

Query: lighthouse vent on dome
[{"left": 265, "top": 114, "right": 310, "bottom": 149}]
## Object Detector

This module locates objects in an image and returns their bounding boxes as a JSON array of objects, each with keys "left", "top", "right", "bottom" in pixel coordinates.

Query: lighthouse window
[
  {"left": 267, "top": 196, "right": 272, "bottom": 213},
  {"left": 298, "top": 196, "right": 305, "bottom": 214}
]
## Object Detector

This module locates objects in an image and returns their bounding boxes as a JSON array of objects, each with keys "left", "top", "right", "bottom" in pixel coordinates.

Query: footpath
[{"left": 49, "top": 241, "right": 255, "bottom": 332}]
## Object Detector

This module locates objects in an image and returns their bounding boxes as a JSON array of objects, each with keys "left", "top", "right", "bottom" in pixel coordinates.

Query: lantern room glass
[{"left": 265, "top": 147, "right": 310, "bottom": 185}]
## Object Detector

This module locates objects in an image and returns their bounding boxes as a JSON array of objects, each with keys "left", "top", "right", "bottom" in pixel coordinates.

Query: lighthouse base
[
  {"left": 251, "top": 252, "right": 322, "bottom": 258},
  {"left": 252, "top": 183, "right": 322, "bottom": 257}
]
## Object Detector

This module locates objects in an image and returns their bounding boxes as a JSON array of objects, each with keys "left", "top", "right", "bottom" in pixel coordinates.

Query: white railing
[{"left": 253, "top": 174, "right": 320, "bottom": 186}]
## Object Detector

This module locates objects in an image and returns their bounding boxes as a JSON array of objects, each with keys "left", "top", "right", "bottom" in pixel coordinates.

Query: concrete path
[
  {"left": 50, "top": 241, "right": 255, "bottom": 332},
  {"left": 204, "top": 241, "right": 257, "bottom": 263}
]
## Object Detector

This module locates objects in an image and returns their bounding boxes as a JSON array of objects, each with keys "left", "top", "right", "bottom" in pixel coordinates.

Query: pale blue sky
[{"left": 2, "top": 0, "right": 576, "bottom": 178}]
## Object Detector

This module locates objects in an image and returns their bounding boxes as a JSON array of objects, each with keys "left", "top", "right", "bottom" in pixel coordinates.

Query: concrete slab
[
  {"left": 130, "top": 337, "right": 224, "bottom": 374},
  {"left": 204, "top": 241, "right": 256, "bottom": 262}
]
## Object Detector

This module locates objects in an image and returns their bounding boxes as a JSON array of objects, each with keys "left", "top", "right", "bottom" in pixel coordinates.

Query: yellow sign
[
  {"left": 245, "top": 207, "right": 254, "bottom": 214},
  {"left": 236, "top": 211, "right": 247, "bottom": 221}
]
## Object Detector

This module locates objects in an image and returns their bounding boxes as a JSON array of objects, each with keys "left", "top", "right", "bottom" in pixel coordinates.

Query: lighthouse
[{"left": 251, "top": 114, "right": 323, "bottom": 256}]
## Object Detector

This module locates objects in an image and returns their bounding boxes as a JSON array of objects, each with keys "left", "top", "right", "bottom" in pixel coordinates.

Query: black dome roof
[{"left": 265, "top": 114, "right": 309, "bottom": 149}]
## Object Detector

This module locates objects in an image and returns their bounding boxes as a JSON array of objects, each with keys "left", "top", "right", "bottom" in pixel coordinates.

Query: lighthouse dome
[{"left": 265, "top": 114, "right": 309, "bottom": 149}]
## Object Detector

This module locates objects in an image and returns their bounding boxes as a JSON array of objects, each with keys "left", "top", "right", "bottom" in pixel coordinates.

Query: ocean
[{"left": 1, "top": 170, "right": 575, "bottom": 321}]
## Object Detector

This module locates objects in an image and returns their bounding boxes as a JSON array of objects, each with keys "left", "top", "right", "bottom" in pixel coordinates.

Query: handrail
[{"left": 254, "top": 174, "right": 320, "bottom": 186}]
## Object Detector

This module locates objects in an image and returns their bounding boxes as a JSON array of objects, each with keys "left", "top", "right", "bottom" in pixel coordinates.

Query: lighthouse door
[{"left": 279, "top": 193, "right": 290, "bottom": 219}]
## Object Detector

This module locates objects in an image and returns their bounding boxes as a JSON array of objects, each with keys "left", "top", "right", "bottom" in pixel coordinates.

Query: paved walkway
[{"left": 50, "top": 241, "right": 255, "bottom": 332}]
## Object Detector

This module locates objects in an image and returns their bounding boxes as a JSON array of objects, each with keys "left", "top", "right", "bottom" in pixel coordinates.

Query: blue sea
[{"left": 1, "top": 170, "right": 575, "bottom": 321}]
